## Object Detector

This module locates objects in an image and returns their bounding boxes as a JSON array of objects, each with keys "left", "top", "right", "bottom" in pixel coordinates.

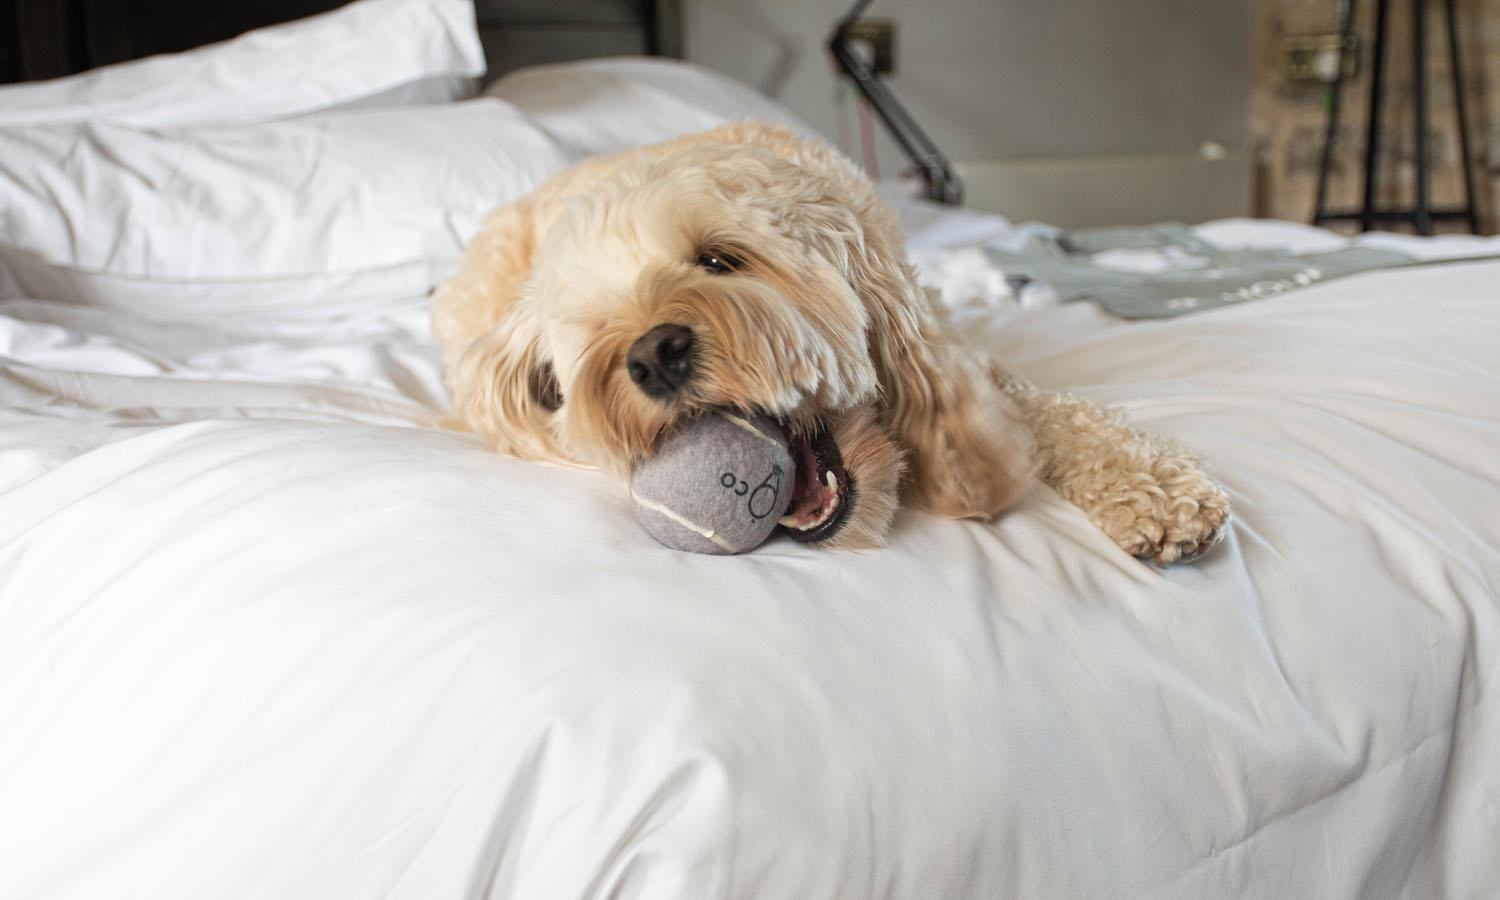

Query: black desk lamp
[{"left": 828, "top": 0, "right": 963, "bottom": 205}]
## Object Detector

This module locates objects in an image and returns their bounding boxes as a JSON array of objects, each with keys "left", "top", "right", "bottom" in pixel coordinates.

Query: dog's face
[{"left": 521, "top": 143, "right": 903, "bottom": 546}]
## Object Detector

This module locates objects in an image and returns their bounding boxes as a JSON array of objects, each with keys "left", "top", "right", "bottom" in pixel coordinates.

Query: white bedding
[
  {"left": 3, "top": 204, "right": 1497, "bottom": 898},
  {"left": 2, "top": 33, "right": 1498, "bottom": 900}
]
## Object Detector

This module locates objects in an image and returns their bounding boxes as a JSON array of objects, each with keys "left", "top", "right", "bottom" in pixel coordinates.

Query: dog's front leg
[{"left": 998, "top": 373, "right": 1230, "bottom": 564}]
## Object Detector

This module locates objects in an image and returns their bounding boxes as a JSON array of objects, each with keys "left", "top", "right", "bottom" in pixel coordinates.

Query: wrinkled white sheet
[{"left": 1, "top": 208, "right": 1498, "bottom": 898}]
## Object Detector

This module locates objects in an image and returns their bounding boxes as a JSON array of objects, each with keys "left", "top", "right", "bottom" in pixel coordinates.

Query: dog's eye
[
  {"left": 696, "top": 251, "right": 741, "bottom": 274},
  {"left": 530, "top": 361, "right": 562, "bottom": 412}
]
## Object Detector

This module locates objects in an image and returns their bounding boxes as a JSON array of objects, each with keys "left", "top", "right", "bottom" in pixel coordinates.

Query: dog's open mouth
[{"left": 779, "top": 424, "right": 853, "bottom": 543}]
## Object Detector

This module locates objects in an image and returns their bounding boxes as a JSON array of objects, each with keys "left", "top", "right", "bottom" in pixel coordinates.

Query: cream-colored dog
[{"left": 432, "top": 122, "right": 1228, "bottom": 562}]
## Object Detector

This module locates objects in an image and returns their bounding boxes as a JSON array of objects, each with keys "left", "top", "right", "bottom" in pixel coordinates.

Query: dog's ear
[
  {"left": 747, "top": 135, "right": 1033, "bottom": 517},
  {"left": 447, "top": 298, "right": 569, "bottom": 461},
  {"left": 837, "top": 211, "right": 1035, "bottom": 519},
  {"left": 432, "top": 198, "right": 539, "bottom": 364},
  {"left": 433, "top": 197, "right": 570, "bottom": 462},
  {"left": 879, "top": 332, "right": 1035, "bottom": 518}
]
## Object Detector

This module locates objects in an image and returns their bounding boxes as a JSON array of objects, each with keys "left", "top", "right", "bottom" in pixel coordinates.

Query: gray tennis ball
[{"left": 630, "top": 411, "right": 795, "bottom": 554}]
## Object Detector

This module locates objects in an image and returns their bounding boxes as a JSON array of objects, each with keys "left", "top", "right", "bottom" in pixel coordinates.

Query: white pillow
[
  {"left": 486, "top": 57, "right": 820, "bottom": 161},
  {"left": 0, "top": 100, "right": 568, "bottom": 315},
  {"left": 0, "top": 0, "right": 486, "bottom": 129}
]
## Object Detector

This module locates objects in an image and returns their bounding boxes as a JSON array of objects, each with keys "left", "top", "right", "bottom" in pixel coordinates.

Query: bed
[{"left": 2, "top": 2, "right": 1498, "bottom": 897}]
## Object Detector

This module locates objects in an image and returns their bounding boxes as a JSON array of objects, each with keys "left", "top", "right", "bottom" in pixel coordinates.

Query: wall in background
[
  {"left": 1251, "top": 0, "right": 1498, "bottom": 233},
  {"left": 683, "top": 0, "right": 1256, "bottom": 224}
]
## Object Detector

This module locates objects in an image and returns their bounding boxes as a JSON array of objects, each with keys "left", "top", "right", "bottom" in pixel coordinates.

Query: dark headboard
[{"left": 1, "top": 0, "right": 681, "bottom": 84}]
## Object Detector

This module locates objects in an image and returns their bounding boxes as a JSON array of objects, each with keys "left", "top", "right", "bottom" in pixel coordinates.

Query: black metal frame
[
  {"left": 828, "top": 0, "right": 962, "bottom": 205},
  {"left": 1312, "top": 0, "right": 1480, "bottom": 234}
]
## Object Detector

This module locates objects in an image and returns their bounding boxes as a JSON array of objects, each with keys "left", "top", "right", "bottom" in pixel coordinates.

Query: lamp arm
[{"left": 827, "top": 3, "right": 962, "bottom": 204}]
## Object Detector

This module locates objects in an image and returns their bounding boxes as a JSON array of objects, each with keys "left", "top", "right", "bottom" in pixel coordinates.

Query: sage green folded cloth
[{"left": 982, "top": 222, "right": 1470, "bottom": 319}]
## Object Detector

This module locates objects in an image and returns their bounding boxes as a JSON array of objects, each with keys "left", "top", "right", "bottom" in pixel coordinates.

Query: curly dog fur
[{"left": 433, "top": 122, "right": 1228, "bottom": 563}]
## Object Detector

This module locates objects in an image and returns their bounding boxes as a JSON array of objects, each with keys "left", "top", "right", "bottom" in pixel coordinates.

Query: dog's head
[
  {"left": 469, "top": 136, "right": 923, "bottom": 546},
  {"left": 445, "top": 127, "right": 1034, "bottom": 546}
]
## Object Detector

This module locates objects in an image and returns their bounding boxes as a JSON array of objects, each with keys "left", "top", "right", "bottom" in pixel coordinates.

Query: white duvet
[{"left": 3, "top": 202, "right": 1497, "bottom": 897}]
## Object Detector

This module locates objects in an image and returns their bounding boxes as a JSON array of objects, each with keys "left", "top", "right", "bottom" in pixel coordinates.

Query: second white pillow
[
  {"left": 0, "top": 100, "right": 568, "bottom": 315},
  {"left": 487, "top": 57, "right": 819, "bottom": 161}
]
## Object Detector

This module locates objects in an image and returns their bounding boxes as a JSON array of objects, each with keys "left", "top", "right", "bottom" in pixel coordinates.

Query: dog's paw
[{"left": 1094, "top": 470, "right": 1230, "bottom": 566}]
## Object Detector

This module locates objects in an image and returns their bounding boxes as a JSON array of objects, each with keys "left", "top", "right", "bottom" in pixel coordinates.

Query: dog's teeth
[
  {"left": 778, "top": 472, "right": 844, "bottom": 533},
  {"left": 821, "top": 493, "right": 839, "bottom": 522}
]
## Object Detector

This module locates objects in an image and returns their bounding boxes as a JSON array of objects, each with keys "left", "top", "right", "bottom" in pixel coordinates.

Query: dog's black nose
[{"left": 626, "top": 324, "right": 695, "bottom": 398}]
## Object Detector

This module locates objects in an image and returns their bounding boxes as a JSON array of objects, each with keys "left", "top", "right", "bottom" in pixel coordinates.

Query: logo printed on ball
[{"left": 721, "top": 465, "right": 784, "bottom": 520}]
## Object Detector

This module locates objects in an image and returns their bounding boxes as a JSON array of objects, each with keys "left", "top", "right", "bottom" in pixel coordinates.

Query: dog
[{"left": 432, "top": 122, "right": 1228, "bottom": 563}]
